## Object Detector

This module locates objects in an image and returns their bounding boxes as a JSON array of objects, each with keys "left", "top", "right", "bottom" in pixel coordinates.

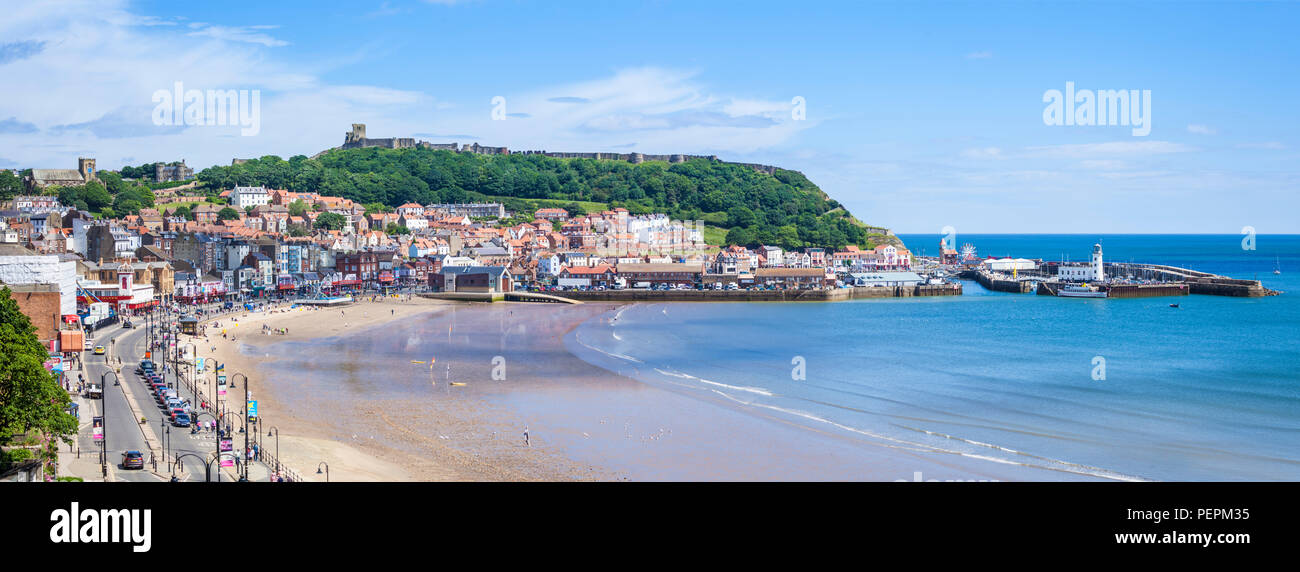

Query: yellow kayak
[{"left": 449, "top": 382, "right": 467, "bottom": 387}]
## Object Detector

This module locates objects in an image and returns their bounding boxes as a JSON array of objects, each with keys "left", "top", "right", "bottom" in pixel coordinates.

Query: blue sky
[{"left": 1, "top": 0, "right": 1297, "bottom": 233}]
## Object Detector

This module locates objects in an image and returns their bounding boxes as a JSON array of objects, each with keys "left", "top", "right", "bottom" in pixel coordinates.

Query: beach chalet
[
  {"left": 850, "top": 271, "right": 924, "bottom": 287},
  {"left": 431, "top": 266, "right": 512, "bottom": 293},
  {"left": 615, "top": 262, "right": 704, "bottom": 288},
  {"left": 178, "top": 315, "right": 200, "bottom": 335},
  {"left": 754, "top": 267, "right": 832, "bottom": 288}
]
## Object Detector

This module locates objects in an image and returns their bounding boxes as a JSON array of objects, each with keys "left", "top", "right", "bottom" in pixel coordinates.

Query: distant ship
[
  {"left": 1058, "top": 284, "right": 1108, "bottom": 298},
  {"left": 1274, "top": 256, "right": 1281, "bottom": 275}
]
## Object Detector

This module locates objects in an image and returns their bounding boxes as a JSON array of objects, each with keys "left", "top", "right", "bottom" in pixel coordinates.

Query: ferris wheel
[{"left": 960, "top": 242, "right": 977, "bottom": 260}]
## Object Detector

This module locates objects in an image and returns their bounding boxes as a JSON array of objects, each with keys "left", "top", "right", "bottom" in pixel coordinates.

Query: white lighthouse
[{"left": 1092, "top": 242, "right": 1105, "bottom": 283}]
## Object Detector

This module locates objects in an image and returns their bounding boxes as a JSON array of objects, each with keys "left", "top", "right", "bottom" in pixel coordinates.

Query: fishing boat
[
  {"left": 1274, "top": 256, "right": 1281, "bottom": 275},
  {"left": 1058, "top": 284, "right": 1108, "bottom": 298}
]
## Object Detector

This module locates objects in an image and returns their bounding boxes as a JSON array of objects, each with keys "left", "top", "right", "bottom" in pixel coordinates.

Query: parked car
[
  {"left": 121, "top": 450, "right": 144, "bottom": 470},
  {"left": 173, "top": 413, "right": 191, "bottom": 427}
]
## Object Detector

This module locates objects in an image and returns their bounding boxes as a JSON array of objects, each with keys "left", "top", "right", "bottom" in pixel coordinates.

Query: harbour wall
[{"left": 962, "top": 269, "right": 1035, "bottom": 293}]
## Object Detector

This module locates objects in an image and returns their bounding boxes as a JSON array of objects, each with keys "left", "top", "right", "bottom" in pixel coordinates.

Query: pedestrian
[{"left": 523, "top": 427, "right": 530, "bottom": 447}]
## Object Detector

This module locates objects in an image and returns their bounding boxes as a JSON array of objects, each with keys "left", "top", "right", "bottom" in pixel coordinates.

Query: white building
[
  {"left": 982, "top": 257, "right": 1037, "bottom": 272},
  {"left": 0, "top": 244, "right": 78, "bottom": 315},
  {"left": 1057, "top": 243, "right": 1105, "bottom": 282},
  {"left": 229, "top": 186, "right": 271, "bottom": 209}
]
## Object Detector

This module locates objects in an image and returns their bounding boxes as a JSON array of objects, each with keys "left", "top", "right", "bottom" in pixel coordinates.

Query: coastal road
[
  {"left": 80, "top": 323, "right": 163, "bottom": 482},
  {"left": 120, "top": 312, "right": 268, "bottom": 482}
]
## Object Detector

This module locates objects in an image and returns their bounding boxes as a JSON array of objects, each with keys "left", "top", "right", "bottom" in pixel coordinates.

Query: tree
[
  {"left": 288, "top": 199, "right": 309, "bottom": 217},
  {"left": 0, "top": 287, "right": 78, "bottom": 451},
  {"left": 0, "top": 170, "right": 22, "bottom": 202},
  {"left": 286, "top": 224, "right": 309, "bottom": 237},
  {"left": 313, "top": 212, "right": 346, "bottom": 231},
  {"left": 383, "top": 223, "right": 411, "bottom": 235},
  {"left": 217, "top": 207, "right": 241, "bottom": 221},
  {"left": 171, "top": 205, "right": 194, "bottom": 221},
  {"left": 81, "top": 181, "right": 112, "bottom": 211}
]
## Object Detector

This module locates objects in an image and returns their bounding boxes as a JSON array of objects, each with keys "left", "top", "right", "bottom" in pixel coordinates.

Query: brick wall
[{"left": 10, "top": 290, "right": 62, "bottom": 343}]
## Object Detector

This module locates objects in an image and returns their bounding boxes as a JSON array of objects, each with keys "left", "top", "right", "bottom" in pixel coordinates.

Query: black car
[
  {"left": 121, "top": 450, "right": 144, "bottom": 470},
  {"left": 122, "top": 320, "right": 133, "bottom": 329}
]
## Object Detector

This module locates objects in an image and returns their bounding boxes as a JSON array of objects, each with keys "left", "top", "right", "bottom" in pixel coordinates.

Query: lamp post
[
  {"left": 266, "top": 426, "right": 280, "bottom": 478},
  {"left": 98, "top": 370, "right": 118, "bottom": 478},
  {"left": 316, "top": 461, "right": 329, "bottom": 482},
  {"left": 232, "top": 372, "right": 249, "bottom": 481}
]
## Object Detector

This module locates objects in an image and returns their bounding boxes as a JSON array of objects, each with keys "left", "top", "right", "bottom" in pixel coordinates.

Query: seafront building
[{"left": 1, "top": 175, "right": 919, "bottom": 353}]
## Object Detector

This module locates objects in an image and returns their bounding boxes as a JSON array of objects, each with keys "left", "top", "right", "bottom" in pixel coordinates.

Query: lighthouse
[{"left": 1092, "top": 243, "right": 1105, "bottom": 283}]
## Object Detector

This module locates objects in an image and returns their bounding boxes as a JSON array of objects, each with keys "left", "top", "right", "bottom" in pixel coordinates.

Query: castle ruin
[{"left": 314, "top": 123, "right": 787, "bottom": 176}]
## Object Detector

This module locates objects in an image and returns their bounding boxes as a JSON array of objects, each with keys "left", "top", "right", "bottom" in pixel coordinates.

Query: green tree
[
  {"left": 0, "top": 170, "right": 22, "bottom": 202},
  {"left": 171, "top": 205, "right": 194, "bottom": 221},
  {"left": 81, "top": 181, "right": 112, "bottom": 211},
  {"left": 383, "top": 223, "right": 411, "bottom": 235},
  {"left": 314, "top": 212, "right": 346, "bottom": 231},
  {"left": 0, "top": 287, "right": 78, "bottom": 450},
  {"left": 217, "top": 207, "right": 241, "bottom": 221},
  {"left": 288, "top": 199, "right": 309, "bottom": 217}
]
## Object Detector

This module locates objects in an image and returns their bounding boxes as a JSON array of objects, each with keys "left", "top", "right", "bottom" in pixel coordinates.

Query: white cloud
[
  {"left": 1186, "top": 124, "right": 1216, "bottom": 135},
  {"left": 186, "top": 23, "right": 289, "bottom": 47}
]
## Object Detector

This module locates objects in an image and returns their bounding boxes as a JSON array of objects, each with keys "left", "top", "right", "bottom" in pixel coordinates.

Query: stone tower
[
  {"left": 78, "top": 157, "right": 97, "bottom": 182},
  {"left": 345, "top": 124, "right": 367, "bottom": 144}
]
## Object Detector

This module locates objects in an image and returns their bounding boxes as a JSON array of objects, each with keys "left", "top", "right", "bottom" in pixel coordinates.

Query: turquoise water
[{"left": 568, "top": 235, "right": 1300, "bottom": 481}]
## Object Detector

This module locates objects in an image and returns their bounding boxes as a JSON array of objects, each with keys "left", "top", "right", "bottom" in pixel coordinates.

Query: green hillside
[{"left": 195, "top": 148, "right": 894, "bottom": 250}]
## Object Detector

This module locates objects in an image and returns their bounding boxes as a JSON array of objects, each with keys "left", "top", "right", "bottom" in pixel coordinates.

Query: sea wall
[
  {"left": 1184, "top": 277, "right": 1277, "bottom": 297},
  {"left": 558, "top": 284, "right": 961, "bottom": 303}
]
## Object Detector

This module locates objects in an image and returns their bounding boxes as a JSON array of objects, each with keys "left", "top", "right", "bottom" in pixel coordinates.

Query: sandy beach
[{"left": 192, "top": 296, "right": 625, "bottom": 481}]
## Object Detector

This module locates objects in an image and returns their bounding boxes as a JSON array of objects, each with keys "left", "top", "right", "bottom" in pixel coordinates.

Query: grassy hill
[{"left": 196, "top": 147, "right": 893, "bottom": 250}]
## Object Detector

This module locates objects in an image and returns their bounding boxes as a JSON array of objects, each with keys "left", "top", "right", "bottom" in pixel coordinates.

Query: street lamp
[
  {"left": 316, "top": 461, "right": 329, "bottom": 482},
  {"left": 232, "top": 372, "right": 250, "bottom": 481},
  {"left": 266, "top": 426, "right": 280, "bottom": 478}
]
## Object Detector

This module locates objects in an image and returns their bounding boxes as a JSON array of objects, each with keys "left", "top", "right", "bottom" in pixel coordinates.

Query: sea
[{"left": 566, "top": 235, "right": 1300, "bottom": 481}]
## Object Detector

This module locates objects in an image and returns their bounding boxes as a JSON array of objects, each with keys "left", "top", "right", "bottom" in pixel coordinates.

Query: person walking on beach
[{"left": 523, "top": 427, "right": 530, "bottom": 447}]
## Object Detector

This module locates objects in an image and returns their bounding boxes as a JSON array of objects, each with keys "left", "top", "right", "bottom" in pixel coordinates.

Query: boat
[
  {"left": 1058, "top": 284, "right": 1108, "bottom": 298},
  {"left": 1169, "top": 303, "right": 1180, "bottom": 308},
  {"left": 1274, "top": 256, "right": 1281, "bottom": 275}
]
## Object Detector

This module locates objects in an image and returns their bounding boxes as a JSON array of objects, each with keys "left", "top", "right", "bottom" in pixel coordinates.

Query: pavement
[{"left": 57, "top": 310, "right": 280, "bottom": 483}]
